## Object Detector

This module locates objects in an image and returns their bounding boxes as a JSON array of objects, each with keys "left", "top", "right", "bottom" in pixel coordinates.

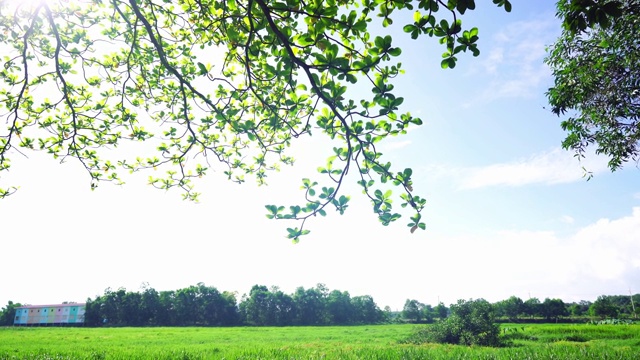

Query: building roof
[{"left": 16, "top": 303, "right": 86, "bottom": 309}]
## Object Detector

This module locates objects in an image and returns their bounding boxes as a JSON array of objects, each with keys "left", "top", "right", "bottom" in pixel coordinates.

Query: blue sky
[{"left": 1, "top": 1, "right": 639, "bottom": 311}]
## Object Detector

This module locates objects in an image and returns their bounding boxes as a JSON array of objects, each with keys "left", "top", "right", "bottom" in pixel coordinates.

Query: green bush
[{"left": 403, "top": 298, "right": 501, "bottom": 347}]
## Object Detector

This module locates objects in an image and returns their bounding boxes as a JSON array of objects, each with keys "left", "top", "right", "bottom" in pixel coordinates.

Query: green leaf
[
  {"left": 388, "top": 48, "right": 402, "bottom": 57},
  {"left": 441, "top": 57, "right": 456, "bottom": 69},
  {"left": 403, "top": 24, "right": 417, "bottom": 33},
  {"left": 197, "top": 62, "right": 208, "bottom": 75},
  {"left": 374, "top": 36, "right": 384, "bottom": 48}
]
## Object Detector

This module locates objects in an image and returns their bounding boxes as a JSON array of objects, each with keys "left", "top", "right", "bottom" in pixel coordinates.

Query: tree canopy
[
  {"left": 546, "top": 0, "right": 640, "bottom": 171},
  {"left": 0, "top": 0, "right": 511, "bottom": 240},
  {"left": 0, "top": 300, "right": 21, "bottom": 326}
]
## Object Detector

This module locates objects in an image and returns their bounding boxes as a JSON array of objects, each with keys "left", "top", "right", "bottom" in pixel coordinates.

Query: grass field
[{"left": 1, "top": 323, "right": 639, "bottom": 359}]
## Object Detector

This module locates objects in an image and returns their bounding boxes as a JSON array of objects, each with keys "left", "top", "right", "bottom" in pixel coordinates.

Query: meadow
[{"left": 1, "top": 323, "right": 639, "bottom": 359}]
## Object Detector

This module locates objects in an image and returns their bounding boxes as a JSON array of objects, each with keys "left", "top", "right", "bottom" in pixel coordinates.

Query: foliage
[
  {"left": 14, "top": 290, "right": 640, "bottom": 328},
  {"left": 495, "top": 295, "right": 524, "bottom": 321},
  {"left": 349, "top": 295, "right": 385, "bottom": 324},
  {"left": 589, "top": 295, "right": 620, "bottom": 319},
  {"left": 326, "top": 289, "right": 353, "bottom": 325},
  {"left": 401, "top": 299, "right": 426, "bottom": 323},
  {"left": 85, "top": 283, "right": 238, "bottom": 327},
  {"left": 594, "top": 293, "right": 640, "bottom": 317},
  {"left": 291, "top": 284, "right": 328, "bottom": 325},
  {"left": 240, "top": 285, "right": 297, "bottom": 326},
  {"left": 567, "top": 300, "right": 591, "bottom": 317},
  {"left": 434, "top": 302, "right": 448, "bottom": 320},
  {"left": 523, "top": 297, "right": 541, "bottom": 319},
  {"left": 541, "top": 298, "right": 568, "bottom": 322},
  {"left": 404, "top": 298, "right": 502, "bottom": 347},
  {"left": 546, "top": 0, "right": 640, "bottom": 171},
  {"left": 0, "top": 0, "right": 512, "bottom": 240},
  {"left": 559, "top": 0, "right": 625, "bottom": 32},
  {"left": 84, "top": 282, "right": 383, "bottom": 327},
  {"left": 0, "top": 301, "right": 21, "bottom": 326}
]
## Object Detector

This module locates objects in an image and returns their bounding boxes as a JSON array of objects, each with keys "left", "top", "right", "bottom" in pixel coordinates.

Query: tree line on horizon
[
  {"left": 82, "top": 283, "right": 385, "bottom": 327},
  {"left": 1, "top": 283, "right": 638, "bottom": 327}
]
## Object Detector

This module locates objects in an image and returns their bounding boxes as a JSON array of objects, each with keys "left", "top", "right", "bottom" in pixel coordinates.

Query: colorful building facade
[{"left": 13, "top": 303, "right": 86, "bottom": 325}]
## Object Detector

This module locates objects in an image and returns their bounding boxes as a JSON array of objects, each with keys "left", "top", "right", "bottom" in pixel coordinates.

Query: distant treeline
[
  {"left": 403, "top": 294, "right": 640, "bottom": 324},
  {"left": 1, "top": 283, "right": 638, "bottom": 327},
  {"left": 83, "top": 283, "right": 385, "bottom": 327},
  {"left": 491, "top": 294, "right": 640, "bottom": 322}
]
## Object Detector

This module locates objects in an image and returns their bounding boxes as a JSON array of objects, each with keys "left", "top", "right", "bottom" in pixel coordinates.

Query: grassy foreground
[{"left": 1, "top": 323, "right": 639, "bottom": 359}]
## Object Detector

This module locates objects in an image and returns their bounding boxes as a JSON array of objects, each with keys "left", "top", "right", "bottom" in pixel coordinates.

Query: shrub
[{"left": 402, "top": 298, "right": 501, "bottom": 347}]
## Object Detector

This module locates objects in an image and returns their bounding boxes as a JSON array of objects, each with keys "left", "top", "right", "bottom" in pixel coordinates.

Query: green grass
[
  {"left": 0, "top": 324, "right": 639, "bottom": 359},
  {"left": 500, "top": 323, "right": 640, "bottom": 347}
]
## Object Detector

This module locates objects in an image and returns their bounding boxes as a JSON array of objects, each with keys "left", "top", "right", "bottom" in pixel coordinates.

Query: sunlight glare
[{"left": 1, "top": 0, "right": 71, "bottom": 12}]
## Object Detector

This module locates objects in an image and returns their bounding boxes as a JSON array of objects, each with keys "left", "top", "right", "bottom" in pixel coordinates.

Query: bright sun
[{"left": 1, "top": 0, "right": 71, "bottom": 11}]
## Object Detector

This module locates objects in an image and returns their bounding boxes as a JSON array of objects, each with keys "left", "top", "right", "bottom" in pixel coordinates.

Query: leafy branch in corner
[{"left": 0, "top": 0, "right": 511, "bottom": 241}]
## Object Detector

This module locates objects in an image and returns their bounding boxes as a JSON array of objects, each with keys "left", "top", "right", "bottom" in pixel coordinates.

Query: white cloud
[
  {"left": 474, "top": 16, "right": 559, "bottom": 103},
  {"left": 382, "top": 140, "right": 412, "bottom": 151},
  {"left": 570, "top": 208, "right": 640, "bottom": 279},
  {"left": 482, "top": 65, "right": 550, "bottom": 99},
  {"left": 560, "top": 215, "right": 575, "bottom": 224},
  {"left": 416, "top": 208, "right": 640, "bottom": 303},
  {"left": 457, "top": 148, "right": 609, "bottom": 189},
  {"left": 483, "top": 48, "right": 504, "bottom": 75}
]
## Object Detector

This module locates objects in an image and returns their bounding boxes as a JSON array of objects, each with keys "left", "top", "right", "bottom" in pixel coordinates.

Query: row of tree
[
  {"left": 82, "top": 283, "right": 385, "bottom": 327},
  {"left": 2, "top": 284, "right": 638, "bottom": 326},
  {"left": 401, "top": 295, "right": 640, "bottom": 323}
]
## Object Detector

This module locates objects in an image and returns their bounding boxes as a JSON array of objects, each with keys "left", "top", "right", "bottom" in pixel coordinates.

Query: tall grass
[{"left": 1, "top": 324, "right": 639, "bottom": 359}]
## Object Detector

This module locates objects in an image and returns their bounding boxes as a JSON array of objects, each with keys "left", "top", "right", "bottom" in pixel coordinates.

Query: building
[{"left": 13, "top": 303, "right": 86, "bottom": 325}]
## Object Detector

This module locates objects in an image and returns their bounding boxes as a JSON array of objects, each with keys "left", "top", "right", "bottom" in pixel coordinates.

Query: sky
[{"left": 1, "top": 1, "right": 639, "bottom": 311}]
